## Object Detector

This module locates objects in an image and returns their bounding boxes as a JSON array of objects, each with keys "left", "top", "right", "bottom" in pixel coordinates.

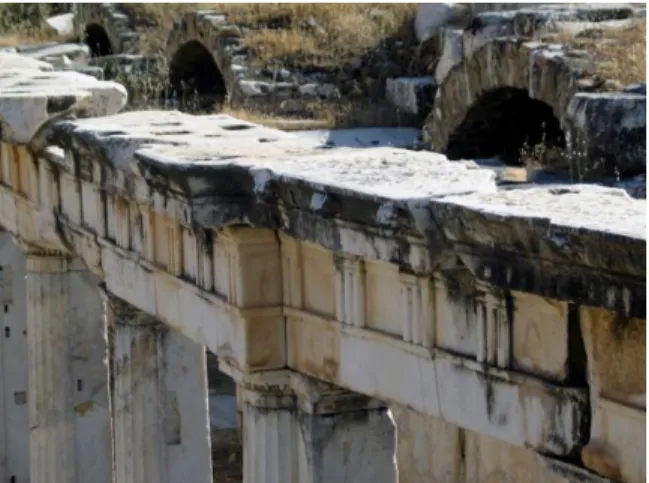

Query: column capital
[
  {"left": 13, "top": 236, "right": 70, "bottom": 259},
  {"left": 235, "top": 369, "right": 386, "bottom": 415},
  {"left": 100, "top": 286, "right": 159, "bottom": 326},
  {"left": 24, "top": 248, "right": 84, "bottom": 273},
  {"left": 240, "top": 371, "right": 396, "bottom": 483}
]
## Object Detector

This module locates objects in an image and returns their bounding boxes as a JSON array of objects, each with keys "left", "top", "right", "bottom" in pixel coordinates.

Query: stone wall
[{"left": 420, "top": 4, "right": 646, "bottom": 188}]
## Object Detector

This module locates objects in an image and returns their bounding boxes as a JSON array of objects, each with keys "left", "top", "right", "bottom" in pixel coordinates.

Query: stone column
[
  {"left": 241, "top": 371, "right": 397, "bottom": 483},
  {"left": 107, "top": 294, "right": 212, "bottom": 483},
  {"left": 25, "top": 252, "right": 112, "bottom": 483}
]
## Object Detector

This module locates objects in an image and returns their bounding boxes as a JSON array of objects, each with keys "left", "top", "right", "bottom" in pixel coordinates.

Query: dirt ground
[{"left": 212, "top": 430, "right": 243, "bottom": 483}]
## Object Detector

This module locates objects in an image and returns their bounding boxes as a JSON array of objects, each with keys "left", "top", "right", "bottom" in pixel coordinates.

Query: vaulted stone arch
[
  {"left": 74, "top": 3, "right": 138, "bottom": 56},
  {"left": 84, "top": 23, "right": 114, "bottom": 57},
  {"left": 166, "top": 11, "right": 243, "bottom": 111},
  {"left": 423, "top": 37, "right": 601, "bottom": 167}
]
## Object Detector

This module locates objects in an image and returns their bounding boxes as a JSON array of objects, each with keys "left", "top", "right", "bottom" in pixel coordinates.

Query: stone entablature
[{"left": 0, "top": 56, "right": 646, "bottom": 483}]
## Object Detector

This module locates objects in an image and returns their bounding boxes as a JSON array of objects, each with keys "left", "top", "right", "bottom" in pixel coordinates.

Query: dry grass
[
  {"left": 223, "top": 96, "right": 414, "bottom": 130},
  {"left": 220, "top": 106, "right": 334, "bottom": 130},
  {"left": 107, "top": 3, "right": 419, "bottom": 129},
  {"left": 547, "top": 18, "right": 646, "bottom": 86},
  {"left": 0, "top": 3, "right": 65, "bottom": 46},
  {"left": 119, "top": 3, "right": 417, "bottom": 65},
  {"left": 0, "top": 30, "right": 63, "bottom": 47},
  {"left": 593, "top": 19, "right": 646, "bottom": 86}
]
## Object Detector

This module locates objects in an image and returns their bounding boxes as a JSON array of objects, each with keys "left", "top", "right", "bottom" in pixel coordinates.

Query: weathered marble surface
[
  {"left": 564, "top": 92, "right": 646, "bottom": 180},
  {"left": 0, "top": 54, "right": 127, "bottom": 144}
]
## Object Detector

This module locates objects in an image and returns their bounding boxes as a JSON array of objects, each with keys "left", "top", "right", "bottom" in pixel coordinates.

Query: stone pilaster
[
  {"left": 25, "top": 252, "right": 112, "bottom": 483},
  {"left": 106, "top": 294, "right": 212, "bottom": 483},
  {"left": 240, "top": 371, "right": 397, "bottom": 483},
  {"left": 0, "top": 233, "right": 29, "bottom": 482}
]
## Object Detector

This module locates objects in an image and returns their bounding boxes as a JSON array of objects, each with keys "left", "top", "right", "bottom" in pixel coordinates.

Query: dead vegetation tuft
[
  {"left": 119, "top": 3, "right": 417, "bottom": 65},
  {"left": 0, "top": 4, "right": 68, "bottom": 46},
  {"left": 546, "top": 18, "right": 646, "bottom": 86}
]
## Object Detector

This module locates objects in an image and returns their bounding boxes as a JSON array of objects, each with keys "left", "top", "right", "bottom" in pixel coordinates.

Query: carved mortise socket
[
  {"left": 1, "top": 143, "right": 22, "bottom": 194},
  {"left": 300, "top": 242, "right": 335, "bottom": 318},
  {"left": 0, "top": 143, "right": 39, "bottom": 201},
  {"left": 334, "top": 254, "right": 365, "bottom": 327},
  {"left": 196, "top": 229, "right": 214, "bottom": 292},
  {"left": 115, "top": 197, "right": 131, "bottom": 250},
  {"left": 136, "top": 206, "right": 155, "bottom": 262},
  {"left": 60, "top": 170, "right": 81, "bottom": 225},
  {"left": 280, "top": 233, "right": 302, "bottom": 308},
  {"left": 106, "top": 194, "right": 132, "bottom": 250},
  {"left": 80, "top": 180, "right": 104, "bottom": 236},
  {"left": 0, "top": 142, "right": 7, "bottom": 184},
  {"left": 21, "top": 147, "right": 38, "bottom": 202},
  {"left": 475, "top": 287, "right": 510, "bottom": 369},
  {"left": 181, "top": 226, "right": 198, "bottom": 282},
  {"left": 37, "top": 158, "right": 57, "bottom": 213},
  {"left": 400, "top": 272, "right": 433, "bottom": 346},
  {"left": 154, "top": 212, "right": 183, "bottom": 275}
]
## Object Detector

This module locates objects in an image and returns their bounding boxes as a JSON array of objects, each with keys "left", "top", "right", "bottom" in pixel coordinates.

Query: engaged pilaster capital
[
  {"left": 23, "top": 245, "right": 81, "bottom": 273},
  {"left": 100, "top": 286, "right": 160, "bottom": 327},
  {"left": 235, "top": 369, "right": 386, "bottom": 415}
]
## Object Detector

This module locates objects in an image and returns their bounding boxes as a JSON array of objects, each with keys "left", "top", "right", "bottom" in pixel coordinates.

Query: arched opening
[
  {"left": 168, "top": 40, "right": 227, "bottom": 113},
  {"left": 84, "top": 23, "right": 113, "bottom": 57},
  {"left": 445, "top": 87, "right": 566, "bottom": 167}
]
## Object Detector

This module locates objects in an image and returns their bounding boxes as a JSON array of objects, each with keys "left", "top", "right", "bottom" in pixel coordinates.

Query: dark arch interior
[
  {"left": 85, "top": 23, "right": 113, "bottom": 57},
  {"left": 445, "top": 87, "right": 566, "bottom": 167},
  {"left": 168, "top": 41, "right": 227, "bottom": 113}
]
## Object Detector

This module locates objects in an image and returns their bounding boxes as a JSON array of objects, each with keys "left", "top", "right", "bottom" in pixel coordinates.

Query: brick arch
[
  {"left": 165, "top": 11, "right": 244, "bottom": 110},
  {"left": 74, "top": 3, "right": 138, "bottom": 56},
  {"left": 423, "top": 37, "right": 599, "bottom": 163}
]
